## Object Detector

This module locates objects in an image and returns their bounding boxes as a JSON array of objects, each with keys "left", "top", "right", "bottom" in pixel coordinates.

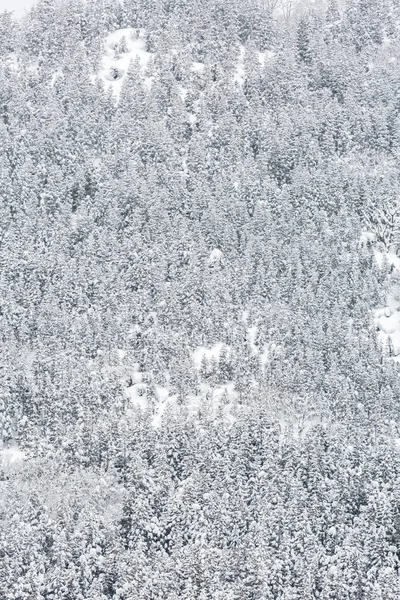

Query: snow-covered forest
[{"left": 2, "top": 0, "right": 400, "bottom": 597}]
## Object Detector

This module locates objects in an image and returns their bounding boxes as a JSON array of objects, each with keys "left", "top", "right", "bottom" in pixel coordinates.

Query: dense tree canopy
[{"left": 1, "top": 0, "right": 400, "bottom": 596}]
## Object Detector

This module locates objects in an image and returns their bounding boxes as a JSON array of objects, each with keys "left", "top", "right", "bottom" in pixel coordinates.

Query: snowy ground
[
  {"left": 360, "top": 231, "right": 400, "bottom": 360},
  {"left": 95, "top": 28, "right": 276, "bottom": 101},
  {"left": 0, "top": 446, "right": 25, "bottom": 472},
  {"left": 234, "top": 46, "right": 275, "bottom": 86},
  {"left": 113, "top": 341, "right": 241, "bottom": 428},
  {"left": 97, "top": 28, "right": 152, "bottom": 98},
  {"left": 242, "top": 310, "right": 274, "bottom": 370},
  {"left": 375, "top": 297, "right": 400, "bottom": 360}
]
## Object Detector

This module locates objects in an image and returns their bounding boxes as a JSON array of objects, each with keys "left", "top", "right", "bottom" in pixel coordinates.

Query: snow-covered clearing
[
  {"left": 192, "top": 342, "right": 228, "bottom": 370},
  {"left": 192, "top": 61, "right": 205, "bottom": 73},
  {"left": 234, "top": 46, "right": 275, "bottom": 86},
  {"left": 97, "top": 28, "right": 152, "bottom": 98},
  {"left": 120, "top": 342, "right": 240, "bottom": 427},
  {"left": 241, "top": 310, "right": 276, "bottom": 370},
  {"left": 361, "top": 231, "right": 400, "bottom": 359},
  {"left": 375, "top": 296, "right": 400, "bottom": 359},
  {"left": 50, "top": 68, "right": 64, "bottom": 87},
  {"left": 0, "top": 446, "right": 25, "bottom": 471},
  {"left": 207, "top": 247, "right": 224, "bottom": 266}
]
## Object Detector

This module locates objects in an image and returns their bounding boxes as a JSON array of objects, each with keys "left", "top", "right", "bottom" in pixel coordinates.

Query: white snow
[
  {"left": 208, "top": 248, "right": 223, "bottom": 266},
  {"left": 186, "top": 382, "right": 237, "bottom": 425},
  {"left": 234, "top": 46, "right": 274, "bottom": 85},
  {"left": 234, "top": 46, "right": 245, "bottom": 85},
  {"left": 125, "top": 383, "right": 147, "bottom": 409},
  {"left": 116, "top": 349, "right": 127, "bottom": 361},
  {"left": 374, "top": 250, "right": 400, "bottom": 270},
  {"left": 0, "top": 446, "right": 24, "bottom": 467},
  {"left": 192, "top": 342, "right": 228, "bottom": 370},
  {"left": 258, "top": 50, "right": 275, "bottom": 66},
  {"left": 247, "top": 325, "right": 259, "bottom": 355},
  {"left": 50, "top": 68, "right": 64, "bottom": 87},
  {"left": 375, "top": 303, "right": 400, "bottom": 356},
  {"left": 260, "top": 344, "right": 272, "bottom": 370},
  {"left": 152, "top": 387, "right": 178, "bottom": 428},
  {"left": 121, "top": 360, "right": 178, "bottom": 427},
  {"left": 155, "top": 385, "right": 169, "bottom": 403},
  {"left": 179, "top": 86, "right": 188, "bottom": 101},
  {"left": 373, "top": 247, "right": 400, "bottom": 357},
  {"left": 188, "top": 343, "right": 237, "bottom": 424},
  {"left": 0, "top": 0, "right": 35, "bottom": 17},
  {"left": 97, "top": 28, "right": 152, "bottom": 98},
  {"left": 192, "top": 62, "right": 205, "bottom": 73},
  {"left": 359, "top": 230, "right": 376, "bottom": 247}
]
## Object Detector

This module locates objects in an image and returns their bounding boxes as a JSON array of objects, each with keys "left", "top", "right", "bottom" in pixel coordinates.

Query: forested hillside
[{"left": 2, "top": 0, "right": 400, "bottom": 597}]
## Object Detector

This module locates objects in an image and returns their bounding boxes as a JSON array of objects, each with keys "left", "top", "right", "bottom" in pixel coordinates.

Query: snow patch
[
  {"left": 373, "top": 248, "right": 400, "bottom": 358},
  {"left": 152, "top": 387, "right": 178, "bottom": 428},
  {"left": 247, "top": 325, "right": 258, "bottom": 355},
  {"left": 374, "top": 250, "right": 400, "bottom": 270},
  {"left": 116, "top": 349, "right": 126, "bottom": 361},
  {"left": 208, "top": 248, "right": 223, "bottom": 266},
  {"left": 97, "top": 28, "right": 152, "bottom": 98},
  {"left": 234, "top": 46, "right": 274, "bottom": 85},
  {"left": 192, "top": 61, "right": 205, "bottom": 73},
  {"left": 0, "top": 446, "right": 24, "bottom": 468},
  {"left": 179, "top": 86, "right": 188, "bottom": 101},
  {"left": 258, "top": 50, "right": 274, "bottom": 66},
  {"left": 50, "top": 68, "right": 64, "bottom": 87},
  {"left": 359, "top": 230, "right": 376, "bottom": 247},
  {"left": 192, "top": 343, "right": 228, "bottom": 370},
  {"left": 186, "top": 382, "right": 237, "bottom": 425},
  {"left": 234, "top": 46, "right": 245, "bottom": 85},
  {"left": 125, "top": 383, "right": 147, "bottom": 409}
]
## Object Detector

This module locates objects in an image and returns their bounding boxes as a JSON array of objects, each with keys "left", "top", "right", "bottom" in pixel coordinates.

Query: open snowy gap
[
  {"left": 234, "top": 46, "right": 246, "bottom": 85},
  {"left": 50, "top": 68, "right": 64, "bottom": 87},
  {"left": 375, "top": 296, "right": 400, "bottom": 359},
  {"left": 361, "top": 231, "right": 400, "bottom": 360},
  {"left": 192, "top": 61, "right": 205, "bottom": 73},
  {"left": 192, "top": 342, "right": 229, "bottom": 370},
  {"left": 234, "top": 45, "right": 275, "bottom": 85},
  {"left": 0, "top": 446, "right": 25, "bottom": 472},
  {"left": 97, "top": 28, "right": 153, "bottom": 98},
  {"left": 122, "top": 342, "right": 240, "bottom": 427},
  {"left": 241, "top": 310, "right": 276, "bottom": 371}
]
